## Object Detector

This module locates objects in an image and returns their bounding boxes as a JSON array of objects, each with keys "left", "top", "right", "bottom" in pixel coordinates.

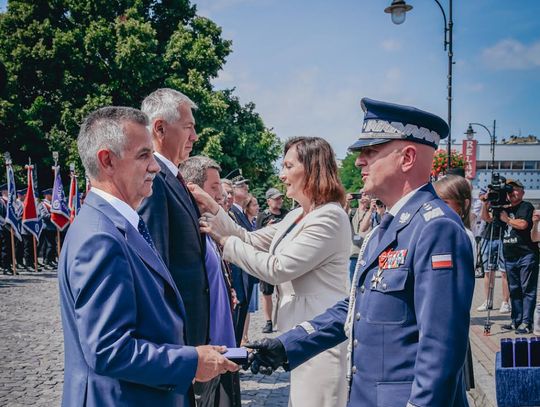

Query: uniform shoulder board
[{"left": 420, "top": 201, "right": 446, "bottom": 222}]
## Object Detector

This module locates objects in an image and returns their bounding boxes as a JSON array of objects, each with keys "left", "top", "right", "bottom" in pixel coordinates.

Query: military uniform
[
  {"left": 39, "top": 191, "right": 57, "bottom": 266},
  {"left": 266, "top": 98, "right": 475, "bottom": 407}
]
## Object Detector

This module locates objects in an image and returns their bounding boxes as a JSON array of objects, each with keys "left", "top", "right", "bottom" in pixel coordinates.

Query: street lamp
[
  {"left": 467, "top": 121, "right": 497, "bottom": 170},
  {"left": 384, "top": 0, "right": 453, "bottom": 168}
]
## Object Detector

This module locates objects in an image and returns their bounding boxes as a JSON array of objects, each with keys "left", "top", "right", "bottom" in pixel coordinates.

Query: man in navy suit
[
  {"left": 138, "top": 88, "right": 209, "bottom": 347},
  {"left": 58, "top": 106, "right": 237, "bottom": 407},
  {"left": 247, "top": 98, "right": 475, "bottom": 407},
  {"left": 137, "top": 88, "right": 217, "bottom": 405}
]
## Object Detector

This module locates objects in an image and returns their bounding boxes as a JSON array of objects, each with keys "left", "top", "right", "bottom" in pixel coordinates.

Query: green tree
[
  {"left": 339, "top": 151, "right": 362, "bottom": 193},
  {"left": 0, "top": 0, "right": 281, "bottom": 188}
]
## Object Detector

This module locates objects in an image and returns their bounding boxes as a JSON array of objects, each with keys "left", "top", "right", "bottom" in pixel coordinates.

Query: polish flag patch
[{"left": 431, "top": 254, "right": 453, "bottom": 269}]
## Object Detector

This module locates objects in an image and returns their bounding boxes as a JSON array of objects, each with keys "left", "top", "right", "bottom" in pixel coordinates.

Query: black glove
[{"left": 245, "top": 338, "right": 288, "bottom": 375}]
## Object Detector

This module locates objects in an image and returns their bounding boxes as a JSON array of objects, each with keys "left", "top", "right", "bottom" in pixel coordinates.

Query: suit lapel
[
  {"left": 230, "top": 205, "right": 253, "bottom": 231},
  {"left": 85, "top": 192, "right": 187, "bottom": 318},
  {"left": 357, "top": 185, "right": 438, "bottom": 283}
]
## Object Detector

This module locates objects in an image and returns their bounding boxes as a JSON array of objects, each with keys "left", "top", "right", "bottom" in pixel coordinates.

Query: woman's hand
[
  {"left": 200, "top": 212, "right": 229, "bottom": 247},
  {"left": 187, "top": 183, "right": 220, "bottom": 215}
]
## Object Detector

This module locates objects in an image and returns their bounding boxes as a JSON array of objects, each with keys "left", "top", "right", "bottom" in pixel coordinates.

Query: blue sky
[{"left": 2, "top": 0, "right": 539, "bottom": 157}]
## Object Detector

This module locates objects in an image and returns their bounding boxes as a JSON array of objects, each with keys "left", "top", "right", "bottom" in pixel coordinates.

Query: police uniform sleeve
[
  {"left": 409, "top": 216, "right": 474, "bottom": 406},
  {"left": 277, "top": 298, "right": 349, "bottom": 369}
]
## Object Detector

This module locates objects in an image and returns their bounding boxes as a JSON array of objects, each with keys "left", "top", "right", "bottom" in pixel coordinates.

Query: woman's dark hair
[{"left": 283, "top": 136, "right": 345, "bottom": 207}]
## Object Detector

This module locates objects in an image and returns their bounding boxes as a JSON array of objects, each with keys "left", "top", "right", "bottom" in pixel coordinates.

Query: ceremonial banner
[
  {"left": 5, "top": 164, "right": 22, "bottom": 240},
  {"left": 462, "top": 139, "right": 477, "bottom": 180},
  {"left": 68, "top": 173, "right": 80, "bottom": 223},
  {"left": 50, "top": 167, "right": 70, "bottom": 231},
  {"left": 22, "top": 165, "right": 43, "bottom": 239}
]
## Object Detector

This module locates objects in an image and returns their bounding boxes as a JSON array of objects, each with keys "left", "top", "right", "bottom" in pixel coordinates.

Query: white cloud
[
  {"left": 481, "top": 38, "right": 540, "bottom": 70},
  {"left": 381, "top": 39, "right": 401, "bottom": 52}
]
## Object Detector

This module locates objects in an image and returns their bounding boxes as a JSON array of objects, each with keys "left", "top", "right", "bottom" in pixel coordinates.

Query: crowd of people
[
  {"left": 1, "top": 88, "right": 539, "bottom": 407},
  {"left": 0, "top": 187, "right": 60, "bottom": 273}
]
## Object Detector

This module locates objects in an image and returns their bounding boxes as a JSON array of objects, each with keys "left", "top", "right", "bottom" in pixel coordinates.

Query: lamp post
[
  {"left": 467, "top": 121, "right": 496, "bottom": 170},
  {"left": 384, "top": 0, "right": 453, "bottom": 168}
]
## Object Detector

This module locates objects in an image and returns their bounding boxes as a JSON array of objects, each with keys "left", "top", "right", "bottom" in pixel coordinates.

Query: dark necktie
[
  {"left": 138, "top": 217, "right": 156, "bottom": 251},
  {"left": 376, "top": 213, "right": 394, "bottom": 242},
  {"left": 177, "top": 171, "right": 187, "bottom": 188}
]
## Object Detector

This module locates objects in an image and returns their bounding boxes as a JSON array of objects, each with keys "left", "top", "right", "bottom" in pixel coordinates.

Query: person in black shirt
[
  {"left": 498, "top": 179, "right": 538, "bottom": 334},
  {"left": 256, "top": 188, "right": 289, "bottom": 333}
]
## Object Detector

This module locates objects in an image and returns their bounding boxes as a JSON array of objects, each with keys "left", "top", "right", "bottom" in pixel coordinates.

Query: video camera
[{"left": 486, "top": 173, "right": 513, "bottom": 209}]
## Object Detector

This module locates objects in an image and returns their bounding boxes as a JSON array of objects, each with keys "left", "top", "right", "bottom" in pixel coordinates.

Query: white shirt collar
[
  {"left": 91, "top": 187, "right": 140, "bottom": 230},
  {"left": 233, "top": 202, "right": 243, "bottom": 212},
  {"left": 154, "top": 151, "right": 178, "bottom": 176},
  {"left": 388, "top": 184, "right": 427, "bottom": 216}
]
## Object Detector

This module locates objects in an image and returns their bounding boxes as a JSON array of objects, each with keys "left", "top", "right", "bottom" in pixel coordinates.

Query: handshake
[{"left": 243, "top": 338, "right": 289, "bottom": 375}]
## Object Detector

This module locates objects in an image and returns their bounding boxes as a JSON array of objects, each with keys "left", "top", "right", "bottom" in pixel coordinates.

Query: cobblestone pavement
[{"left": 0, "top": 270, "right": 290, "bottom": 406}]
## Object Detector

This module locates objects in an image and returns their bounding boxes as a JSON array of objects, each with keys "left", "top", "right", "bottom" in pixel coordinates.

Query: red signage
[{"left": 462, "top": 139, "right": 477, "bottom": 179}]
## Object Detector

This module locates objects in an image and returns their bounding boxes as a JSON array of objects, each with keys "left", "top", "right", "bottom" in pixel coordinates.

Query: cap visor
[{"left": 348, "top": 138, "right": 392, "bottom": 151}]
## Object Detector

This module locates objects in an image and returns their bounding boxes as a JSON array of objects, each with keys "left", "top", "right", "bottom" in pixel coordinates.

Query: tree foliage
[
  {"left": 0, "top": 0, "right": 282, "bottom": 188},
  {"left": 339, "top": 151, "right": 362, "bottom": 193}
]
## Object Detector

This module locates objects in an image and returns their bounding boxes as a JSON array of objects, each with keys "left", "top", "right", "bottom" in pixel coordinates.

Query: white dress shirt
[
  {"left": 91, "top": 187, "right": 139, "bottom": 231},
  {"left": 154, "top": 152, "right": 178, "bottom": 177}
]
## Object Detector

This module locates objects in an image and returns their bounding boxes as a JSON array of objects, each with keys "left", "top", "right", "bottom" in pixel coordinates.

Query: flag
[
  {"left": 50, "top": 167, "right": 70, "bottom": 231},
  {"left": 5, "top": 164, "right": 22, "bottom": 240},
  {"left": 68, "top": 173, "right": 80, "bottom": 223},
  {"left": 22, "top": 165, "right": 43, "bottom": 239}
]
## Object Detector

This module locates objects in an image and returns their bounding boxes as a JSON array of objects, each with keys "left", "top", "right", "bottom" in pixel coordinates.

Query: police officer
[
  {"left": 0, "top": 183, "right": 8, "bottom": 274},
  {"left": 39, "top": 188, "right": 57, "bottom": 268},
  {"left": 15, "top": 189, "right": 25, "bottom": 268},
  {"left": 246, "top": 98, "right": 474, "bottom": 407}
]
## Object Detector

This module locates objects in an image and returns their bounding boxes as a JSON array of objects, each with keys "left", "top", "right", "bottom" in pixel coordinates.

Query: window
[
  {"left": 524, "top": 161, "right": 537, "bottom": 170},
  {"left": 500, "top": 161, "right": 512, "bottom": 169},
  {"left": 511, "top": 161, "right": 524, "bottom": 170}
]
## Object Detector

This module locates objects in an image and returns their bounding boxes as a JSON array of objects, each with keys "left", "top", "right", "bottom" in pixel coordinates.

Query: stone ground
[{"left": 1, "top": 266, "right": 538, "bottom": 406}]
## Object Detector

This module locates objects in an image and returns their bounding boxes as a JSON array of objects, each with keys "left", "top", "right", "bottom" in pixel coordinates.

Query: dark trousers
[
  {"left": 41, "top": 230, "right": 57, "bottom": 263},
  {"left": 23, "top": 234, "right": 35, "bottom": 267},
  {"left": 15, "top": 234, "right": 23, "bottom": 264},
  {"left": 505, "top": 252, "right": 539, "bottom": 327},
  {"left": 1, "top": 228, "right": 11, "bottom": 269}
]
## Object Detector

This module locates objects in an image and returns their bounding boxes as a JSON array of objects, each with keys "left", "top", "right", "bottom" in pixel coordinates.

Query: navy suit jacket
[
  {"left": 58, "top": 192, "right": 198, "bottom": 407},
  {"left": 138, "top": 156, "right": 210, "bottom": 346},
  {"left": 278, "top": 184, "right": 474, "bottom": 407}
]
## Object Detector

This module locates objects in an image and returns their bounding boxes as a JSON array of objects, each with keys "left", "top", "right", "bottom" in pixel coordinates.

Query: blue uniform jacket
[
  {"left": 58, "top": 192, "right": 198, "bottom": 407},
  {"left": 278, "top": 184, "right": 474, "bottom": 407}
]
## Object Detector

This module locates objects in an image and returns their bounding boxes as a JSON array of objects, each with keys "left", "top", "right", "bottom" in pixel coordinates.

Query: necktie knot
[
  {"left": 376, "top": 213, "right": 394, "bottom": 242},
  {"left": 138, "top": 217, "right": 156, "bottom": 251}
]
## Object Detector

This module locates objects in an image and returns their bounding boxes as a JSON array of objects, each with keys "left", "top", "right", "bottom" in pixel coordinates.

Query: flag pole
[
  {"left": 10, "top": 228, "right": 16, "bottom": 275},
  {"left": 52, "top": 152, "right": 62, "bottom": 258},
  {"left": 25, "top": 158, "right": 39, "bottom": 273},
  {"left": 4, "top": 153, "right": 17, "bottom": 275}
]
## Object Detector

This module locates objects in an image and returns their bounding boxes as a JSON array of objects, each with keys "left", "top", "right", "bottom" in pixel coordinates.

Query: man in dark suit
[
  {"left": 59, "top": 106, "right": 237, "bottom": 407},
  {"left": 137, "top": 88, "right": 214, "bottom": 405},
  {"left": 227, "top": 175, "right": 257, "bottom": 345}
]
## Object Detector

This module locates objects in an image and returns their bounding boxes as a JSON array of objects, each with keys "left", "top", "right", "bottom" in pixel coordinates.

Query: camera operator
[
  {"left": 359, "top": 198, "right": 386, "bottom": 234},
  {"left": 531, "top": 208, "right": 540, "bottom": 336},
  {"left": 478, "top": 191, "right": 511, "bottom": 313},
  {"left": 346, "top": 190, "right": 370, "bottom": 281},
  {"left": 493, "top": 179, "right": 537, "bottom": 334}
]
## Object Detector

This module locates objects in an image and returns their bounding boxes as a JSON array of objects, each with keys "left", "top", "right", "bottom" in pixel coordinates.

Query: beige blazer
[{"left": 218, "top": 202, "right": 351, "bottom": 332}]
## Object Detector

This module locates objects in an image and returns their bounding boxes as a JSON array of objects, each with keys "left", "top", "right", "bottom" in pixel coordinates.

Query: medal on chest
[{"left": 371, "top": 248, "right": 408, "bottom": 289}]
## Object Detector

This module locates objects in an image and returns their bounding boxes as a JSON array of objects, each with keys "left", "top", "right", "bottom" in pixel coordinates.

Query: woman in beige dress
[{"left": 190, "top": 137, "right": 350, "bottom": 407}]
